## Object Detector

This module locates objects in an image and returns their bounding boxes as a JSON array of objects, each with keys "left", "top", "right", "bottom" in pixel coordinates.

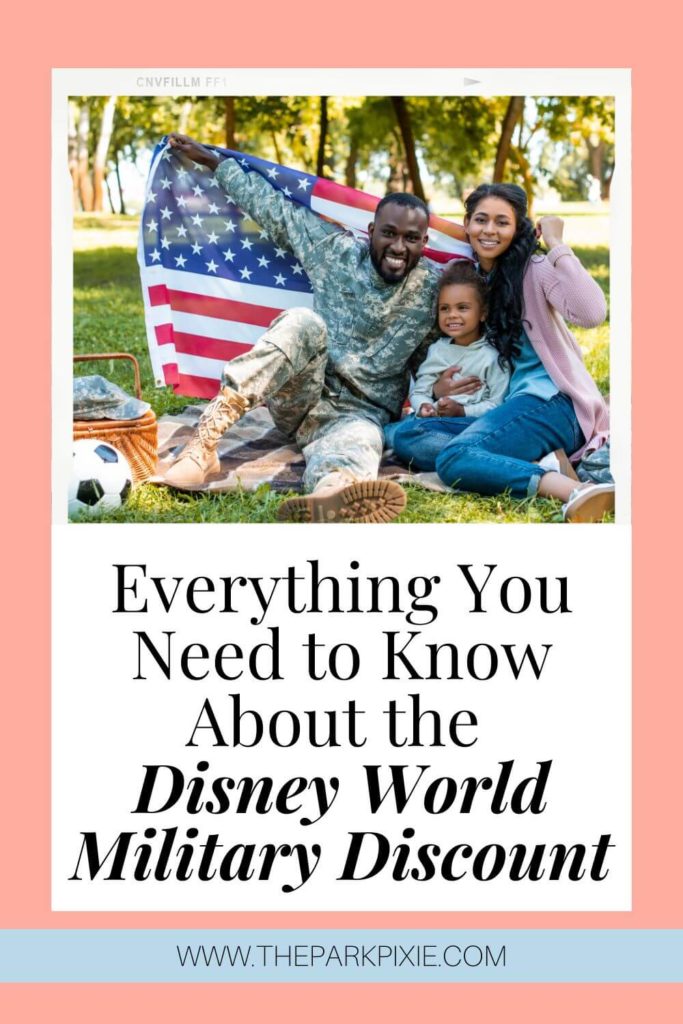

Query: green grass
[
  {"left": 71, "top": 479, "right": 572, "bottom": 525},
  {"left": 73, "top": 212, "right": 611, "bottom": 524}
]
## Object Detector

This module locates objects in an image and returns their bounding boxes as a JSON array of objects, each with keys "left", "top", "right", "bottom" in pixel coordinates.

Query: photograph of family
[{"left": 70, "top": 93, "right": 615, "bottom": 524}]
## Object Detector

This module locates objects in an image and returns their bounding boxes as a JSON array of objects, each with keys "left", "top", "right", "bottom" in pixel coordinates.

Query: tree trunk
[
  {"left": 587, "top": 137, "right": 604, "bottom": 181},
  {"left": 68, "top": 100, "right": 81, "bottom": 210},
  {"left": 114, "top": 151, "right": 127, "bottom": 215},
  {"left": 225, "top": 97, "right": 236, "bottom": 149},
  {"left": 386, "top": 159, "right": 407, "bottom": 193},
  {"left": 386, "top": 132, "right": 409, "bottom": 193},
  {"left": 270, "top": 130, "right": 283, "bottom": 165},
  {"left": 316, "top": 96, "right": 328, "bottom": 177},
  {"left": 390, "top": 96, "right": 426, "bottom": 200},
  {"left": 586, "top": 137, "right": 612, "bottom": 198},
  {"left": 178, "top": 99, "right": 193, "bottom": 133},
  {"left": 93, "top": 95, "right": 116, "bottom": 212},
  {"left": 601, "top": 169, "right": 613, "bottom": 201},
  {"left": 345, "top": 134, "right": 358, "bottom": 188},
  {"left": 493, "top": 97, "right": 525, "bottom": 182},
  {"left": 105, "top": 174, "right": 115, "bottom": 213},
  {"left": 76, "top": 102, "right": 94, "bottom": 212},
  {"left": 509, "top": 143, "right": 534, "bottom": 218}
]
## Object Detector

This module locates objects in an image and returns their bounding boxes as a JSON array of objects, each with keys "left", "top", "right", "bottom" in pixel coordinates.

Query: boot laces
[
  {"left": 198, "top": 389, "right": 247, "bottom": 443},
  {"left": 178, "top": 389, "right": 247, "bottom": 467},
  {"left": 180, "top": 432, "right": 213, "bottom": 468}
]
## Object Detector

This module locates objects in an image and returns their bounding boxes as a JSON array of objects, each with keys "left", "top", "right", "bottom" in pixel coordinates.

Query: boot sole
[{"left": 277, "top": 480, "right": 407, "bottom": 524}]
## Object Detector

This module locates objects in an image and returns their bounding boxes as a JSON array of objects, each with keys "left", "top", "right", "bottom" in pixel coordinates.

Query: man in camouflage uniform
[{"left": 165, "top": 134, "right": 446, "bottom": 522}]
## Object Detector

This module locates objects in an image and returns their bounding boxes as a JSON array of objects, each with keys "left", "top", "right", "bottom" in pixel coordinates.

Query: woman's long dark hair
[{"left": 465, "top": 183, "right": 538, "bottom": 367}]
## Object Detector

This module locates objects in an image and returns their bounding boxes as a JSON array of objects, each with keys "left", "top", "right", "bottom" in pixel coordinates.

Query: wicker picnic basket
[{"left": 73, "top": 353, "right": 158, "bottom": 484}]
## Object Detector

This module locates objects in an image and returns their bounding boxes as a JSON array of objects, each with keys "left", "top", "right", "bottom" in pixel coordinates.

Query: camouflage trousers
[{"left": 221, "top": 307, "right": 386, "bottom": 492}]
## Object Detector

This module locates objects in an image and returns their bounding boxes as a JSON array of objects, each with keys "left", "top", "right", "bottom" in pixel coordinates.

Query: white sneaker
[{"left": 563, "top": 483, "right": 615, "bottom": 522}]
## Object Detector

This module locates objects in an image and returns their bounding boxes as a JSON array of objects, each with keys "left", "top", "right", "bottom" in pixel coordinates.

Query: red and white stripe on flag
[{"left": 140, "top": 267, "right": 315, "bottom": 398}]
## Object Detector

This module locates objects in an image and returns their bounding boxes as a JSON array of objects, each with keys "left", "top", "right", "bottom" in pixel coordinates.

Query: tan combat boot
[
  {"left": 165, "top": 386, "right": 249, "bottom": 489},
  {"left": 277, "top": 472, "right": 407, "bottom": 524}
]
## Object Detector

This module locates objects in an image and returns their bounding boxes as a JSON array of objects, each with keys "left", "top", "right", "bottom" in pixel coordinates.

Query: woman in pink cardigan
[{"left": 386, "top": 183, "right": 614, "bottom": 521}]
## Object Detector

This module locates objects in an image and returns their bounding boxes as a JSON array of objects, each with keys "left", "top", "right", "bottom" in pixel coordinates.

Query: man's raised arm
[{"left": 168, "top": 133, "right": 336, "bottom": 270}]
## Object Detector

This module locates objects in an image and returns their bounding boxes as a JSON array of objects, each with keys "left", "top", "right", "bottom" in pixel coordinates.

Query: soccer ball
[{"left": 69, "top": 440, "right": 133, "bottom": 517}]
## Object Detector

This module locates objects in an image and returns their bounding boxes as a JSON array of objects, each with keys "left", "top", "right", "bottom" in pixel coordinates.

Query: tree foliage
[
  {"left": 69, "top": 94, "right": 616, "bottom": 212},
  {"left": 539, "top": 96, "right": 615, "bottom": 199}
]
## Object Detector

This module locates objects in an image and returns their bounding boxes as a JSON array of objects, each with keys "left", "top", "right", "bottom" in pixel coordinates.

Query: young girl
[
  {"left": 389, "top": 183, "right": 613, "bottom": 522},
  {"left": 410, "top": 262, "right": 509, "bottom": 420}
]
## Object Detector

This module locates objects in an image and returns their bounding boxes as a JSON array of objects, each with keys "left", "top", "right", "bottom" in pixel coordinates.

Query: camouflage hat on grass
[{"left": 73, "top": 374, "right": 151, "bottom": 421}]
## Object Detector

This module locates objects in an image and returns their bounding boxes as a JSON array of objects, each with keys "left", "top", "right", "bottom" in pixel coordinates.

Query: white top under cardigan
[{"left": 409, "top": 335, "right": 510, "bottom": 417}]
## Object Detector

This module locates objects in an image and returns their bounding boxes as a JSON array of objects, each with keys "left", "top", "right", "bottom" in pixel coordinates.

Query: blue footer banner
[{"left": 1, "top": 930, "right": 681, "bottom": 983}]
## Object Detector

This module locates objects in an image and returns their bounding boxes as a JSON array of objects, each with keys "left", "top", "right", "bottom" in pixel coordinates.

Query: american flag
[{"left": 138, "top": 139, "right": 472, "bottom": 398}]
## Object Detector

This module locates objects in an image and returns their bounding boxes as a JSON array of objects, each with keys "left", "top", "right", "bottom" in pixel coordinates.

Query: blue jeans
[{"left": 385, "top": 393, "right": 585, "bottom": 498}]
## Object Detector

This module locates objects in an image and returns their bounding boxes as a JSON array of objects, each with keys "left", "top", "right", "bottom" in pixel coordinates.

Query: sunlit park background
[{"left": 72, "top": 94, "right": 613, "bottom": 523}]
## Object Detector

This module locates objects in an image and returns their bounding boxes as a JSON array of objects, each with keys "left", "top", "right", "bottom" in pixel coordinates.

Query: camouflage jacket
[{"left": 216, "top": 158, "right": 442, "bottom": 420}]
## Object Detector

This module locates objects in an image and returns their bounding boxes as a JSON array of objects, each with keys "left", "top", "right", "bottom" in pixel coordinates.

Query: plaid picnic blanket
[{"left": 154, "top": 404, "right": 449, "bottom": 494}]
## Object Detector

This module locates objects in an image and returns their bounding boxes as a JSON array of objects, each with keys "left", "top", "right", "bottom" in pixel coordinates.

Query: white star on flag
[
  {"left": 150, "top": 248, "right": 161, "bottom": 262},
  {"left": 274, "top": 273, "right": 286, "bottom": 286},
  {"left": 297, "top": 178, "right": 311, "bottom": 192},
  {"left": 206, "top": 260, "right": 218, "bottom": 273},
  {"left": 239, "top": 266, "right": 253, "bottom": 280},
  {"left": 223, "top": 249, "right": 235, "bottom": 262},
  {"left": 175, "top": 254, "right": 187, "bottom": 267},
  {"left": 191, "top": 242, "right": 203, "bottom": 255}
]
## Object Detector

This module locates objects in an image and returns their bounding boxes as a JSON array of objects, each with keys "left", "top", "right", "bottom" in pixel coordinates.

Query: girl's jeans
[{"left": 385, "top": 393, "right": 585, "bottom": 498}]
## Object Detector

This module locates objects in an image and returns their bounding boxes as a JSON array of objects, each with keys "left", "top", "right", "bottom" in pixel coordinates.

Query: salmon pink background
[{"left": 1, "top": 1, "right": 682, "bottom": 1016}]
